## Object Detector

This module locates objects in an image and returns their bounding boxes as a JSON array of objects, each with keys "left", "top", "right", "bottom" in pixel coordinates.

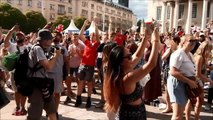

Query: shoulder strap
[
  {"left": 28, "top": 44, "right": 44, "bottom": 76},
  {"left": 16, "top": 45, "right": 20, "bottom": 53}
]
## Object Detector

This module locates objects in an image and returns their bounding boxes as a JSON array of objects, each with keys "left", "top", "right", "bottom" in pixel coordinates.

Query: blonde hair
[
  {"left": 179, "top": 34, "right": 196, "bottom": 48},
  {"left": 194, "top": 40, "right": 212, "bottom": 62}
]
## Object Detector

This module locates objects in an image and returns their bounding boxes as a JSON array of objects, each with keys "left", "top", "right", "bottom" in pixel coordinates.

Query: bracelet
[{"left": 151, "top": 41, "right": 160, "bottom": 43}]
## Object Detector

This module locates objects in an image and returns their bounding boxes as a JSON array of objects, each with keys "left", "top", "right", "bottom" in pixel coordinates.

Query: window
[
  {"left": 167, "top": 6, "right": 171, "bottom": 19},
  {"left": 58, "top": 5, "right": 65, "bottom": 14},
  {"left": 156, "top": 6, "right": 162, "bottom": 20},
  {"left": 81, "top": 9, "right": 88, "bottom": 17},
  {"left": 28, "top": 0, "right": 32, "bottom": 7},
  {"left": 117, "top": 11, "right": 121, "bottom": 16},
  {"left": 111, "top": 10, "right": 115, "bottom": 14},
  {"left": 7, "top": 0, "right": 11, "bottom": 3},
  {"left": 18, "top": 0, "right": 22, "bottom": 5},
  {"left": 68, "top": 7, "right": 72, "bottom": 13},
  {"left": 207, "top": 2, "right": 210, "bottom": 17},
  {"left": 105, "top": 15, "right": 109, "bottom": 21},
  {"left": 91, "top": 12, "right": 94, "bottom": 20},
  {"left": 192, "top": 3, "right": 197, "bottom": 18},
  {"left": 91, "top": 4, "right": 94, "bottom": 9},
  {"left": 50, "top": 13, "right": 55, "bottom": 20},
  {"left": 97, "top": 6, "right": 102, "bottom": 11},
  {"left": 37, "top": 1, "right": 41, "bottom": 8},
  {"left": 111, "top": 17, "right": 115, "bottom": 22},
  {"left": 68, "top": 0, "right": 72, "bottom": 3},
  {"left": 179, "top": 4, "right": 184, "bottom": 19},
  {"left": 105, "top": 8, "right": 109, "bottom": 13},
  {"left": 50, "top": 4, "right": 55, "bottom": 10},
  {"left": 82, "top": 1, "right": 88, "bottom": 7},
  {"left": 96, "top": 13, "right": 102, "bottom": 20},
  {"left": 122, "top": 13, "right": 126, "bottom": 18}
]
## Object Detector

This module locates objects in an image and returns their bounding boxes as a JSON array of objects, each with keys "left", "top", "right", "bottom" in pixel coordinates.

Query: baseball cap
[
  {"left": 36, "top": 29, "right": 53, "bottom": 41},
  {"left": 199, "top": 32, "right": 205, "bottom": 36},
  {"left": 16, "top": 31, "right": 25, "bottom": 43},
  {"left": 16, "top": 31, "right": 25, "bottom": 37}
]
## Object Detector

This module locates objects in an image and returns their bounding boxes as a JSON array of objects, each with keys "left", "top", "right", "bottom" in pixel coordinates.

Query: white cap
[
  {"left": 210, "top": 29, "right": 213, "bottom": 33},
  {"left": 199, "top": 32, "right": 205, "bottom": 36}
]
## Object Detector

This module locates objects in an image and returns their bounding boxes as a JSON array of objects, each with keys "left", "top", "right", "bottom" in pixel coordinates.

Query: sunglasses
[
  {"left": 188, "top": 39, "right": 198, "bottom": 45},
  {"left": 123, "top": 53, "right": 132, "bottom": 60}
]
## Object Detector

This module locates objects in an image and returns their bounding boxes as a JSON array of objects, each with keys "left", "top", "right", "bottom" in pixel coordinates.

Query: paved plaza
[{"left": 0, "top": 84, "right": 212, "bottom": 120}]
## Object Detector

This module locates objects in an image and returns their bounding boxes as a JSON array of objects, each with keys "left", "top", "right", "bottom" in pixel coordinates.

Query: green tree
[
  {"left": 73, "top": 17, "right": 87, "bottom": 29},
  {"left": 0, "top": 3, "right": 27, "bottom": 31},
  {"left": 136, "top": 19, "right": 142, "bottom": 32},
  {"left": 53, "top": 16, "right": 70, "bottom": 30},
  {"left": 25, "top": 10, "right": 47, "bottom": 33}
]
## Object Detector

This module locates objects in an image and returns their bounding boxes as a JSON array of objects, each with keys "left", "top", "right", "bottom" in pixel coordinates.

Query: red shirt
[
  {"left": 114, "top": 34, "right": 126, "bottom": 46},
  {"left": 81, "top": 39, "right": 100, "bottom": 66},
  {"left": 177, "top": 31, "right": 184, "bottom": 37}
]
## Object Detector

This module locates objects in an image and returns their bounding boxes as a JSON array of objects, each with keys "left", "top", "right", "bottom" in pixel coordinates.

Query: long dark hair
[{"left": 104, "top": 46, "right": 125, "bottom": 113}]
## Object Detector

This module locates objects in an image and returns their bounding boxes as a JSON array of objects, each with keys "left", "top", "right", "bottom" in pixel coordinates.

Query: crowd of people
[{"left": 0, "top": 19, "right": 213, "bottom": 120}]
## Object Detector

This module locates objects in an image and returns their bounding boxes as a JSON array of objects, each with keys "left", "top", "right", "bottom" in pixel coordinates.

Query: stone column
[
  {"left": 201, "top": 0, "right": 209, "bottom": 30},
  {"left": 42, "top": 0, "right": 47, "bottom": 17},
  {"left": 140, "top": 19, "right": 145, "bottom": 35},
  {"left": 161, "top": 2, "right": 167, "bottom": 33},
  {"left": 168, "top": 2, "right": 175, "bottom": 32},
  {"left": 108, "top": 18, "right": 112, "bottom": 34},
  {"left": 210, "top": 1, "right": 213, "bottom": 21},
  {"left": 173, "top": 0, "right": 179, "bottom": 32},
  {"left": 185, "top": 0, "right": 192, "bottom": 34}
]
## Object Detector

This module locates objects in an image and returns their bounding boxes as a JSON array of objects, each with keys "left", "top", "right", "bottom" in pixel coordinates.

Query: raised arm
[
  {"left": 79, "top": 19, "right": 90, "bottom": 42},
  {"left": 94, "top": 23, "right": 99, "bottom": 42},
  {"left": 4, "top": 25, "right": 19, "bottom": 47},
  {"left": 94, "top": 17, "right": 100, "bottom": 42},
  {"left": 125, "top": 28, "right": 160, "bottom": 83},
  {"left": 195, "top": 56, "right": 213, "bottom": 85},
  {"left": 130, "top": 30, "right": 148, "bottom": 68}
]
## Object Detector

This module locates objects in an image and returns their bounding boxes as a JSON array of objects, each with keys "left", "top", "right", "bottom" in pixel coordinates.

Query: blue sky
[{"left": 112, "top": 0, "right": 148, "bottom": 19}]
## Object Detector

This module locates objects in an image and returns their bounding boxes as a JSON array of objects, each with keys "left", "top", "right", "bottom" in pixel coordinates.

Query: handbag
[
  {"left": 2, "top": 52, "right": 19, "bottom": 71},
  {"left": 0, "top": 87, "right": 10, "bottom": 109},
  {"left": 185, "top": 76, "right": 203, "bottom": 105}
]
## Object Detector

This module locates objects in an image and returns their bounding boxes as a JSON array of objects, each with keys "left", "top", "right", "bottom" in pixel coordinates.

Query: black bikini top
[{"left": 120, "top": 82, "right": 143, "bottom": 103}]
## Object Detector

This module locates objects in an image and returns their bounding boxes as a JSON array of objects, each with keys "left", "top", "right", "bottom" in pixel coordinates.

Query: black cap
[{"left": 36, "top": 29, "right": 53, "bottom": 41}]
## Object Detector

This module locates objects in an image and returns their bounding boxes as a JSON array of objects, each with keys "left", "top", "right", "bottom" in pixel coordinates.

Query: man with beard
[
  {"left": 3, "top": 25, "right": 28, "bottom": 116},
  {"left": 47, "top": 32, "right": 69, "bottom": 118}
]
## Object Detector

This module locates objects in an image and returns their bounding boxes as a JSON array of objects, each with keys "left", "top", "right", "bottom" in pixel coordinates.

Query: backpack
[{"left": 14, "top": 44, "right": 42, "bottom": 96}]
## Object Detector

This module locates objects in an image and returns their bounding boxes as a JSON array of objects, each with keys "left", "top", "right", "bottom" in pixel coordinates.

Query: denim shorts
[{"left": 167, "top": 75, "right": 188, "bottom": 106}]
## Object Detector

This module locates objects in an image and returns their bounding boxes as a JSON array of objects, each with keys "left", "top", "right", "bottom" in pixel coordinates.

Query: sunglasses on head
[{"left": 123, "top": 53, "right": 132, "bottom": 60}]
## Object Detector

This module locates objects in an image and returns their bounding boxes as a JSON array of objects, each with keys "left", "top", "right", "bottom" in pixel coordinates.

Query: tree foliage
[
  {"left": 0, "top": 3, "right": 26, "bottom": 31},
  {"left": 73, "top": 17, "right": 87, "bottom": 29},
  {"left": 53, "top": 16, "right": 70, "bottom": 30},
  {"left": 25, "top": 10, "right": 47, "bottom": 33},
  {"left": 136, "top": 19, "right": 142, "bottom": 32}
]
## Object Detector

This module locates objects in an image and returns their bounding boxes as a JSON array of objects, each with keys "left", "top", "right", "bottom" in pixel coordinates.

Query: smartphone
[{"left": 145, "top": 22, "right": 154, "bottom": 35}]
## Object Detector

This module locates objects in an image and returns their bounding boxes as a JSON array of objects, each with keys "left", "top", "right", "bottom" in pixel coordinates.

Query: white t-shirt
[
  {"left": 8, "top": 42, "right": 27, "bottom": 54},
  {"left": 68, "top": 42, "right": 85, "bottom": 68},
  {"left": 169, "top": 48, "right": 195, "bottom": 77}
]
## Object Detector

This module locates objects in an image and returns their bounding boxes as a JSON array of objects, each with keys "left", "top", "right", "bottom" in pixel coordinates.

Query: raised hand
[
  {"left": 151, "top": 27, "right": 160, "bottom": 43},
  {"left": 11, "top": 25, "right": 20, "bottom": 32},
  {"left": 188, "top": 80, "right": 198, "bottom": 89},
  {"left": 84, "top": 19, "right": 91, "bottom": 26}
]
